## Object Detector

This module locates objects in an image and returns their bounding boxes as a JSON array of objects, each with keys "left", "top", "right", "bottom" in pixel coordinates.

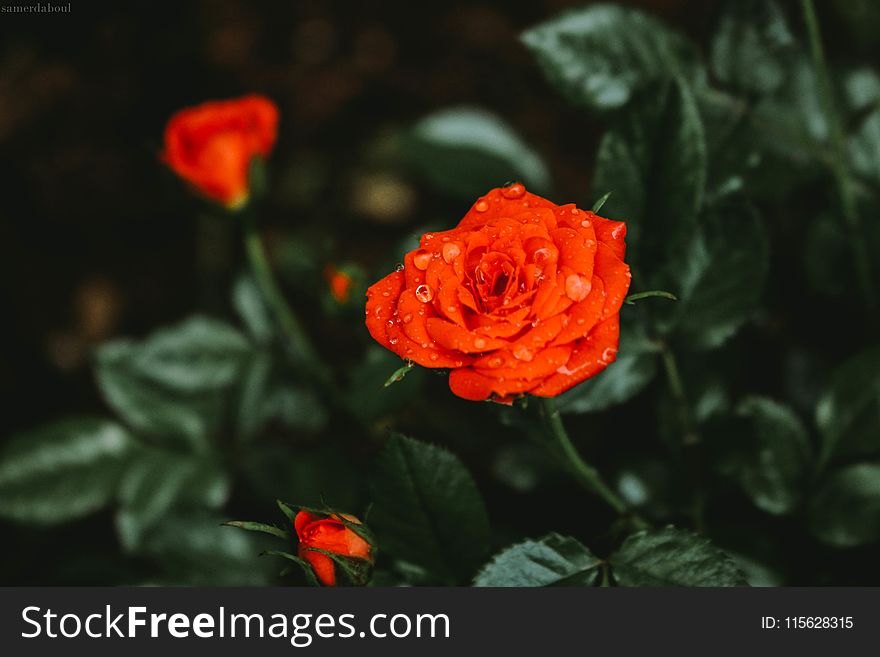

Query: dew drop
[
  {"left": 413, "top": 249, "right": 432, "bottom": 270},
  {"left": 570, "top": 207, "right": 581, "bottom": 215},
  {"left": 576, "top": 317, "right": 586, "bottom": 326},
  {"left": 402, "top": 313, "right": 413, "bottom": 323},
  {"left": 513, "top": 344, "right": 534, "bottom": 361},
  {"left": 442, "top": 242, "right": 461, "bottom": 263},
  {"left": 394, "top": 262, "right": 405, "bottom": 272},
  {"left": 601, "top": 347, "right": 617, "bottom": 363},
  {"left": 501, "top": 183, "right": 525, "bottom": 199},
  {"left": 533, "top": 247, "right": 552, "bottom": 264},
  {"left": 389, "top": 337, "right": 398, "bottom": 345},
  {"left": 415, "top": 284, "right": 434, "bottom": 303},
  {"left": 382, "top": 291, "right": 390, "bottom": 297},
  {"left": 473, "top": 337, "right": 487, "bottom": 350},
  {"left": 474, "top": 200, "right": 489, "bottom": 212},
  {"left": 487, "top": 356, "right": 504, "bottom": 368},
  {"left": 429, "top": 353, "right": 439, "bottom": 362},
  {"left": 565, "top": 274, "right": 591, "bottom": 302},
  {"left": 580, "top": 219, "right": 591, "bottom": 228}
]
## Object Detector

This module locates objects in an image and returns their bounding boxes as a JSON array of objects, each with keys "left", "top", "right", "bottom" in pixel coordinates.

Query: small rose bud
[
  {"left": 324, "top": 265, "right": 354, "bottom": 304},
  {"left": 294, "top": 511, "right": 374, "bottom": 586},
  {"left": 162, "top": 95, "right": 278, "bottom": 209}
]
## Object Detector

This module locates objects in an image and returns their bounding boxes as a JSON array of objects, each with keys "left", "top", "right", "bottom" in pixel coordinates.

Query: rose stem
[
  {"left": 659, "top": 344, "right": 706, "bottom": 533},
  {"left": 538, "top": 397, "right": 646, "bottom": 526},
  {"left": 241, "top": 210, "right": 331, "bottom": 389},
  {"left": 801, "top": 0, "right": 876, "bottom": 310}
]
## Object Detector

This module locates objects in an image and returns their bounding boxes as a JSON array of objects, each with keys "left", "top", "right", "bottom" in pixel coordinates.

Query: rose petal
[
  {"left": 365, "top": 270, "right": 404, "bottom": 350},
  {"left": 530, "top": 315, "right": 620, "bottom": 397},
  {"left": 594, "top": 242, "right": 632, "bottom": 319},
  {"left": 426, "top": 318, "right": 507, "bottom": 353},
  {"left": 592, "top": 214, "right": 627, "bottom": 260},
  {"left": 551, "top": 276, "right": 606, "bottom": 346}
]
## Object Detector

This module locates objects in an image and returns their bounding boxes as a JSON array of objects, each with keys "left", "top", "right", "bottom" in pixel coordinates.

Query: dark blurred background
[{"left": 2, "top": 0, "right": 880, "bottom": 585}]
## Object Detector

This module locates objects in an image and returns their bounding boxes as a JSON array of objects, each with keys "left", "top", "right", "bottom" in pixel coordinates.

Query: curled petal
[
  {"left": 594, "top": 242, "right": 631, "bottom": 319},
  {"left": 365, "top": 271, "right": 404, "bottom": 350},
  {"left": 426, "top": 318, "right": 507, "bottom": 354},
  {"left": 530, "top": 315, "right": 620, "bottom": 397}
]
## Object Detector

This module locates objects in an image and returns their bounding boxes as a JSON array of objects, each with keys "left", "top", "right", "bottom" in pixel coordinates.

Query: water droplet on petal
[
  {"left": 474, "top": 200, "right": 489, "bottom": 212},
  {"left": 501, "top": 183, "right": 525, "bottom": 199},
  {"left": 415, "top": 284, "right": 434, "bottom": 303},
  {"left": 533, "top": 247, "right": 552, "bottom": 264},
  {"left": 413, "top": 249, "right": 432, "bottom": 270},
  {"left": 442, "top": 242, "right": 461, "bottom": 263},
  {"left": 394, "top": 262, "right": 405, "bottom": 272},
  {"left": 429, "top": 353, "right": 439, "bottom": 362},
  {"left": 565, "top": 274, "right": 591, "bottom": 302},
  {"left": 382, "top": 291, "right": 390, "bottom": 297},
  {"left": 473, "top": 337, "right": 487, "bottom": 350},
  {"left": 513, "top": 344, "right": 534, "bottom": 361},
  {"left": 487, "top": 356, "right": 504, "bottom": 368},
  {"left": 389, "top": 337, "right": 398, "bottom": 345},
  {"left": 402, "top": 313, "right": 413, "bottom": 323},
  {"left": 580, "top": 219, "right": 591, "bottom": 228},
  {"left": 601, "top": 347, "right": 617, "bottom": 363},
  {"left": 576, "top": 317, "right": 586, "bottom": 326}
]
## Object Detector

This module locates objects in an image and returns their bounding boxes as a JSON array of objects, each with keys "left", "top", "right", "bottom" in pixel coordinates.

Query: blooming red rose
[
  {"left": 294, "top": 511, "right": 374, "bottom": 586},
  {"left": 162, "top": 95, "right": 278, "bottom": 208},
  {"left": 365, "top": 184, "right": 630, "bottom": 402}
]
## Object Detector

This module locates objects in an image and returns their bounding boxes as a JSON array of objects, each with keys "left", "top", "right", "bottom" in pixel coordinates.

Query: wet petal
[{"left": 530, "top": 315, "right": 620, "bottom": 396}]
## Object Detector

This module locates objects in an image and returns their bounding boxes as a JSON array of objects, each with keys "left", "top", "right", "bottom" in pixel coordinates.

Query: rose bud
[
  {"left": 294, "top": 511, "right": 374, "bottom": 586},
  {"left": 162, "top": 95, "right": 279, "bottom": 209},
  {"left": 324, "top": 264, "right": 354, "bottom": 304},
  {"left": 366, "top": 183, "right": 631, "bottom": 402}
]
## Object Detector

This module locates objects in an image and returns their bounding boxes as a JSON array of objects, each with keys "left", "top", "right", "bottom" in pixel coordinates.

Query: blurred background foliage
[{"left": 1, "top": 0, "right": 880, "bottom": 585}]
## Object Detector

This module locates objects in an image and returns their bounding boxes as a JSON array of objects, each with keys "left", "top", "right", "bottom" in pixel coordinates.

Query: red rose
[
  {"left": 294, "top": 511, "right": 374, "bottom": 586},
  {"left": 365, "top": 184, "right": 630, "bottom": 402},
  {"left": 162, "top": 95, "right": 278, "bottom": 208}
]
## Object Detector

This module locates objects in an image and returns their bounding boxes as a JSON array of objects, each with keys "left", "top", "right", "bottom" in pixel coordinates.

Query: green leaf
[
  {"left": 591, "top": 191, "right": 612, "bottom": 213},
  {"left": 808, "top": 463, "right": 880, "bottom": 548},
  {"left": 224, "top": 521, "right": 288, "bottom": 540},
  {"left": 816, "top": 345, "right": 880, "bottom": 465},
  {"left": 95, "top": 316, "right": 253, "bottom": 451},
  {"left": 232, "top": 273, "right": 274, "bottom": 344},
  {"left": 593, "top": 79, "right": 707, "bottom": 275},
  {"left": 849, "top": 109, "right": 880, "bottom": 183},
  {"left": 611, "top": 527, "right": 748, "bottom": 586},
  {"left": 140, "top": 512, "right": 275, "bottom": 585},
  {"left": 115, "top": 448, "right": 231, "bottom": 552},
  {"left": 262, "top": 550, "right": 319, "bottom": 586},
  {"left": 473, "top": 533, "right": 600, "bottom": 586},
  {"left": 346, "top": 346, "right": 426, "bottom": 423},
  {"left": 844, "top": 68, "right": 880, "bottom": 184},
  {"left": 0, "top": 418, "right": 132, "bottom": 525},
  {"left": 657, "top": 202, "right": 768, "bottom": 349},
  {"left": 710, "top": 0, "right": 795, "bottom": 96},
  {"left": 402, "top": 106, "right": 551, "bottom": 199},
  {"left": 122, "top": 315, "right": 251, "bottom": 392},
  {"left": 711, "top": 397, "right": 812, "bottom": 515},
  {"left": 557, "top": 322, "right": 659, "bottom": 414},
  {"left": 370, "top": 434, "right": 490, "bottom": 582},
  {"left": 521, "top": 4, "right": 702, "bottom": 111}
]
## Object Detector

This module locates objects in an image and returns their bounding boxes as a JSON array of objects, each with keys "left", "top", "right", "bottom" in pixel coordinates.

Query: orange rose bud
[
  {"left": 324, "top": 265, "right": 354, "bottom": 303},
  {"left": 365, "top": 184, "right": 631, "bottom": 402},
  {"left": 294, "top": 511, "right": 374, "bottom": 586},
  {"left": 162, "top": 95, "right": 279, "bottom": 209}
]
